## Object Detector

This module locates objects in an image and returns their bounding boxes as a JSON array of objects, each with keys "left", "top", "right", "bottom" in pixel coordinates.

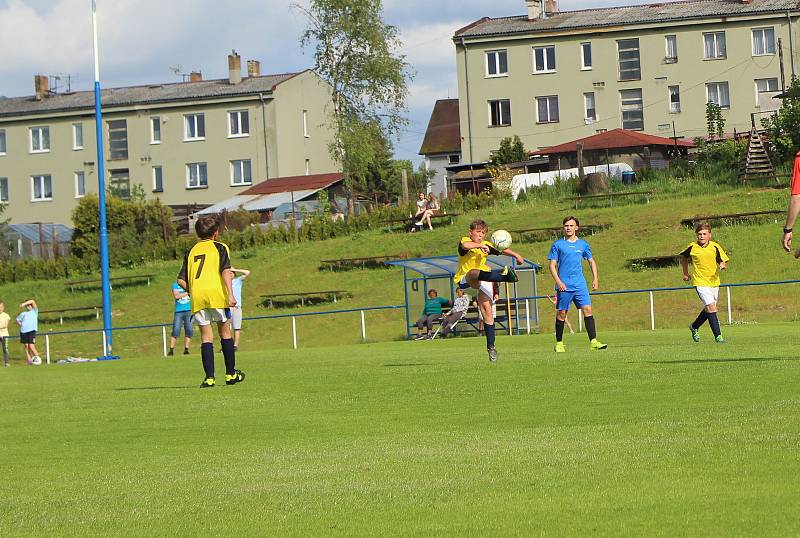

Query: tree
[
  {"left": 491, "top": 135, "right": 527, "bottom": 165},
  {"left": 705, "top": 102, "right": 725, "bottom": 139},
  {"left": 762, "top": 77, "right": 800, "bottom": 164},
  {"left": 294, "top": 0, "right": 412, "bottom": 203}
]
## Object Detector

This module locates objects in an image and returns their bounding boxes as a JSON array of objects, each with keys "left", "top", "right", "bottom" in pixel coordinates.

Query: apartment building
[
  {"left": 0, "top": 52, "right": 337, "bottom": 226},
  {"left": 454, "top": 0, "right": 798, "bottom": 162}
]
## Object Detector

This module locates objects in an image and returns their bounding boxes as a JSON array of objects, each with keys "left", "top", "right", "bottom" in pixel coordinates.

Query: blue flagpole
[{"left": 91, "top": 0, "right": 113, "bottom": 354}]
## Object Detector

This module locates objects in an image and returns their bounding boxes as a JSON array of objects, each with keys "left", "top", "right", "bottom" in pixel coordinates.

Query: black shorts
[{"left": 20, "top": 331, "right": 36, "bottom": 344}]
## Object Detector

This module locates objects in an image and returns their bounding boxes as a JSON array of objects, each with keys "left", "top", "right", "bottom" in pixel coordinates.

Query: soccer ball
[
  {"left": 491, "top": 229, "right": 513, "bottom": 251},
  {"left": 31, "top": 356, "right": 42, "bottom": 366}
]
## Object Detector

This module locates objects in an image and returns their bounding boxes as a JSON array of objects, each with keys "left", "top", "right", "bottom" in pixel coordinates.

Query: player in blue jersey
[{"left": 548, "top": 216, "right": 607, "bottom": 353}]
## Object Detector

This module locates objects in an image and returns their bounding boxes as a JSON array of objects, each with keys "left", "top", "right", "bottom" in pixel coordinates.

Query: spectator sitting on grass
[{"left": 414, "top": 289, "right": 450, "bottom": 340}]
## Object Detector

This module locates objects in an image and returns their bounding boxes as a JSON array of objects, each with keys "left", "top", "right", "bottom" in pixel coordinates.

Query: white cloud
[{"left": 399, "top": 21, "right": 465, "bottom": 68}]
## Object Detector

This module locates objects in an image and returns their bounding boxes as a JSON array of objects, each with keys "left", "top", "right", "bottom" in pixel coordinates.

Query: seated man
[
  {"left": 441, "top": 288, "right": 471, "bottom": 337},
  {"left": 414, "top": 289, "right": 450, "bottom": 340}
]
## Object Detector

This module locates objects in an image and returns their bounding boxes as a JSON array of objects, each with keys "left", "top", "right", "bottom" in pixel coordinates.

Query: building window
[
  {"left": 756, "top": 78, "right": 779, "bottom": 94},
  {"left": 230, "top": 159, "right": 252, "bottom": 186},
  {"left": 580, "top": 42, "right": 592, "bottom": 70},
  {"left": 228, "top": 110, "right": 249, "bottom": 137},
  {"left": 533, "top": 45, "right": 556, "bottom": 73},
  {"left": 72, "top": 123, "right": 84, "bottom": 150},
  {"left": 752, "top": 27, "right": 776, "bottom": 56},
  {"left": 302, "top": 110, "right": 309, "bottom": 137},
  {"left": 584, "top": 92, "right": 597, "bottom": 122},
  {"left": 704, "top": 32, "right": 726, "bottom": 59},
  {"left": 187, "top": 162, "right": 208, "bottom": 189},
  {"left": 620, "top": 89, "right": 644, "bottom": 130},
  {"left": 184, "top": 113, "right": 206, "bottom": 140},
  {"left": 706, "top": 82, "right": 730, "bottom": 108},
  {"left": 305, "top": 159, "right": 311, "bottom": 176},
  {"left": 109, "top": 169, "right": 130, "bottom": 199},
  {"left": 486, "top": 49, "right": 508, "bottom": 77},
  {"left": 448, "top": 154, "right": 460, "bottom": 165},
  {"left": 665, "top": 35, "right": 678, "bottom": 62},
  {"left": 669, "top": 85, "right": 681, "bottom": 113},
  {"left": 0, "top": 130, "right": 5, "bottom": 155},
  {"left": 535, "top": 96, "right": 559, "bottom": 123},
  {"left": 151, "top": 117, "right": 161, "bottom": 144},
  {"left": 153, "top": 166, "right": 163, "bottom": 192},
  {"left": 488, "top": 99, "right": 511, "bottom": 126},
  {"left": 32, "top": 174, "right": 52, "bottom": 201},
  {"left": 30, "top": 126, "right": 50, "bottom": 153},
  {"left": 0, "top": 178, "right": 7, "bottom": 203},
  {"left": 75, "top": 171, "right": 85, "bottom": 198},
  {"left": 617, "top": 39, "right": 641, "bottom": 81},
  {"left": 107, "top": 119, "right": 128, "bottom": 160}
]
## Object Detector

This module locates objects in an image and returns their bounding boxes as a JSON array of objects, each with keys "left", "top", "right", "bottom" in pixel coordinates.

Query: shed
[{"left": 1, "top": 223, "right": 73, "bottom": 260}]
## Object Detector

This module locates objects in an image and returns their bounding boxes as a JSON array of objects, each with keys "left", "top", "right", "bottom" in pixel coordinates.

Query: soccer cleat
[
  {"left": 200, "top": 377, "right": 215, "bottom": 388},
  {"left": 501, "top": 266, "right": 519, "bottom": 283},
  {"left": 167, "top": 348, "right": 174, "bottom": 356},
  {"left": 689, "top": 325, "right": 700, "bottom": 342},
  {"left": 554, "top": 341, "right": 566, "bottom": 353},
  {"left": 589, "top": 339, "right": 608, "bottom": 350},
  {"left": 183, "top": 348, "right": 190, "bottom": 355},
  {"left": 225, "top": 370, "right": 246, "bottom": 385},
  {"left": 715, "top": 335, "right": 726, "bottom": 344},
  {"left": 487, "top": 347, "right": 498, "bottom": 362},
  {"left": 414, "top": 334, "right": 427, "bottom": 340}
]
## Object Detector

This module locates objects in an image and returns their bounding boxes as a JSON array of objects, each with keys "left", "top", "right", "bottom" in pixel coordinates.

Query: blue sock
[
  {"left": 221, "top": 338, "right": 236, "bottom": 375},
  {"left": 478, "top": 270, "right": 504, "bottom": 282},
  {"left": 201, "top": 342, "right": 215, "bottom": 378},
  {"left": 707, "top": 312, "right": 721, "bottom": 337},
  {"left": 485, "top": 323, "right": 496, "bottom": 349},
  {"left": 692, "top": 310, "right": 708, "bottom": 329}
]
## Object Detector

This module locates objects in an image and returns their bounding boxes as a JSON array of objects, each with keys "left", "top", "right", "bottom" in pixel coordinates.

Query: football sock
[
  {"left": 584, "top": 315, "right": 597, "bottom": 341},
  {"left": 478, "top": 269, "right": 504, "bottom": 282},
  {"left": 555, "top": 319, "right": 565, "bottom": 342},
  {"left": 691, "top": 310, "right": 708, "bottom": 329},
  {"left": 485, "top": 323, "right": 496, "bottom": 349},
  {"left": 707, "top": 312, "right": 721, "bottom": 338},
  {"left": 201, "top": 342, "right": 215, "bottom": 378},
  {"left": 221, "top": 338, "right": 236, "bottom": 375}
]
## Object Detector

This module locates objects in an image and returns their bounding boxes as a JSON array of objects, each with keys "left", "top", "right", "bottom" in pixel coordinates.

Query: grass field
[{"left": 3, "top": 324, "right": 798, "bottom": 536}]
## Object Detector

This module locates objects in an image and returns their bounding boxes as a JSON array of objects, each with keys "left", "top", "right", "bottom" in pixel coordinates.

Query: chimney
[
  {"left": 545, "top": 0, "right": 558, "bottom": 14},
  {"left": 526, "top": 0, "right": 543, "bottom": 20},
  {"left": 247, "top": 60, "right": 261, "bottom": 78},
  {"left": 228, "top": 50, "right": 242, "bottom": 85},
  {"left": 189, "top": 71, "right": 202, "bottom": 82},
  {"left": 34, "top": 75, "right": 49, "bottom": 100}
]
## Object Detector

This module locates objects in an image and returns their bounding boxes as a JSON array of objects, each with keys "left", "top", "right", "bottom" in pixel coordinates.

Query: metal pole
[
  {"left": 578, "top": 309, "right": 583, "bottom": 333},
  {"left": 92, "top": 0, "right": 113, "bottom": 355},
  {"left": 649, "top": 291, "right": 655, "bottom": 331},
  {"left": 525, "top": 299, "right": 530, "bottom": 334},
  {"left": 162, "top": 326, "right": 167, "bottom": 357},
  {"left": 292, "top": 316, "right": 297, "bottom": 349},
  {"left": 360, "top": 310, "right": 366, "bottom": 341},
  {"left": 45, "top": 334, "right": 50, "bottom": 364},
  {"left": 726, "top": 287, "right": 732, "bottom": 325}
]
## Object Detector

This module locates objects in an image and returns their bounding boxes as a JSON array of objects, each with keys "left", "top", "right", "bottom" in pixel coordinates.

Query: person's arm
[
  {"left": 501, "top": 247, "right": 525, "bottom": 266},
  {"left": 223, "top": 268, "right": 236, "bottom": 307},
  {"left": 172, "top": 286, "right": 188, "bottom": 300},
  {"left": 20, "top": 299, "right": 37, "bottom": 310},
  {"left": 784, "top": 194, "right": 800, "bottom": 252},
  {"left": 461, "top": 240, "right": 490, "bottom": 254},
  {"left": 588, "top": 258, "right": 599, "bottom": 290},
  {"left": 681, "top": 257, "right": 691, "bottom": 281},
  {"left": 176, "top": 250, "right": 189, "bottom": 292},
  {"left": 549, "top": 259, "right": 566, "bottom": 291},
  {"left": 232, "top": 268, "right": 251, "bottom": 279}
]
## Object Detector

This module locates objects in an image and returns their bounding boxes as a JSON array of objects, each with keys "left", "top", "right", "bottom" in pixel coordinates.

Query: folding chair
[{"left": 430, "top": 310, "right": 466, "bottom": 340}]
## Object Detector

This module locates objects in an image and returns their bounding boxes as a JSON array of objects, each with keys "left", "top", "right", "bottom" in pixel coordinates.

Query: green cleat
[
  {"left": 200, "top": 377, "right": 215, "bottom": 388},
  {"left": 689, "top": 325, "right": 700, "bottom": 342},
  {"left": 715, "top": 335, "right": 726, "bottom": 344},
  {"left": 501, "top": 266, "right": 519, "bottom": 283},
  {"left": 554, "top": 341, "right": 566, "bottom": 353},
  {"left": 589, "top": 339, "right": 608, "bottom": 350},
  {"left": 487, "top": 347, "right": 498, "bottom": 362},
  {"left": 225, "top": 369, "right": 246, "bottom": 385}
]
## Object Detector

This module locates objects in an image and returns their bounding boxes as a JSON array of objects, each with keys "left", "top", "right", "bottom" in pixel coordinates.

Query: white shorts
[
  {"left": 193, "top": 308, "right": 230, "bottom": 326},
  {"left": 458, "top": 276, "right": 496, "bottom": 304},
  {"left": 230, "top": 307, "right": 243, "bottom": 331},
  {"left": 695, "top": 286, "right": 719, "bottom": 307}
]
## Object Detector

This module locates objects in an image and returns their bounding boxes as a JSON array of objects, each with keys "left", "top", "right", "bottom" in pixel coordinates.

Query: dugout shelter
[{"left": 385, "top": 255, "right": 541, "bottom": 339}]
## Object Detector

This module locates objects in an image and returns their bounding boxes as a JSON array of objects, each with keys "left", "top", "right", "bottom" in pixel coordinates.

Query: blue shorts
[
  {"left": 556, "top": 288, "right": 591, "bottom": 311},
  {"left": 171, "top": 310, "right": 194, "bottom": 338}
]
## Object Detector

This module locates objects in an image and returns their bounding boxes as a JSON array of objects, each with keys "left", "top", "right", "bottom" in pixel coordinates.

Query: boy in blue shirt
[
  {"left": 16, "top": 299, "right": 40, "bottom": 364},
  {"left": 169, "top": 282, "right": 193, "bottom": 356},
  {"left": 548, "top": 216, "right": 607, "bottom": 353}
]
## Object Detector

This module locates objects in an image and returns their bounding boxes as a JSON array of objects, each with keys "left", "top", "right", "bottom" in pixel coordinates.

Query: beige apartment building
[
  {"left": 0, "top": 53, "right": 337, "bottom": 225},
  {"left": 454, "top": 0, "right": 798, "bottom": 162}
]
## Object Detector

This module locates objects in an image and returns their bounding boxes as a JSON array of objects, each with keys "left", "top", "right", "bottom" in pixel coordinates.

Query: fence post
[
  {"left": 726, "top": 287, "right": 732, "bottom": 325},
  {"left": 649, "top": 291, "right": 655, "bottom": 331},
  {"left": 578, "top": 309, "right": 583, "bottom": 333},
  {"left": 292, "top": 317, "right": 297, "bottom": 350},
  {"left": 360, "top": 310, "right": 366, "bottom": 341},
  {"left": 102, "top": 331, "right": 107, "bottom": 357},
  {"left": 525, "top": 299, "right": 531, "bottom": 335},
  {"left": 162, "top": 326, "right": 167, "bottom": 357},
  {"left": 45, "top": 334, "right": 50, "bottom": 364}
]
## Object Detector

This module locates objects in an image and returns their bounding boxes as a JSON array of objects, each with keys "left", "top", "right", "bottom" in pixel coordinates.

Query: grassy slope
[
  {"left": 0, "top": 185, "right": 796, "bottom": 358},
  {"left": 1, "top": 325, "right": 798, "bottom": 536}
]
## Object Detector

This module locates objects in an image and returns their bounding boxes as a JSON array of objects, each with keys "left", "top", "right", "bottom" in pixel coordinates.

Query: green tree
[
  {"left": 491, "top": 135, "right": 527, "bottom": 165},
  {"left": 705, "top": 102, "right": 725, "bottom": 139},
  {"left": 762, "top": 77, "right": 800, "bottom": 164}
]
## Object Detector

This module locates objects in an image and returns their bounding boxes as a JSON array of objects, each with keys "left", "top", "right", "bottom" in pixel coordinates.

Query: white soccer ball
[
  {"left": 491, "top": 229, "right": 513, "bottom": 251},
  {"left": 31, "top": 356, "right": 42, "bottom": 366}
]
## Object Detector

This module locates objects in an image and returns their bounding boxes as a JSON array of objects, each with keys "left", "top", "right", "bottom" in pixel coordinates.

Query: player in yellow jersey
[
  {"left": 454, "top": 219, "right": 524, "bottom": 362},
  {"left": 177, "top": 216, "right": 245, "bottom": 388},
  {"left": 680, "top": 222, "right": 730, "bottom": 343}
]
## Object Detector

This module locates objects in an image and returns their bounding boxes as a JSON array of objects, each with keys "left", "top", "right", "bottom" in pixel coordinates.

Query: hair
[
  {"left": 428, "top": 289, "right": 437, "bottom": 296},
  {"left": 695, "top": 222, "right": 712, "bottom": 233},
  {"left": 428, "top": 193, "right": 438, "bottom": 201},
  {"left": 563, "top": 216, "right": 580, "bottom": 226},
  {"left": 195, "top": 215, "right": 221, "bottom": 239},
  {"left": 470, "top": 219, "right": 488, "bottom": 231}
]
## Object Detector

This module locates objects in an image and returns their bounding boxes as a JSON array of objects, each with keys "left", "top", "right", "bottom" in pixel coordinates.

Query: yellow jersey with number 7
[{"left": 177, "top": 239, "right": 232, "bottom": 312}]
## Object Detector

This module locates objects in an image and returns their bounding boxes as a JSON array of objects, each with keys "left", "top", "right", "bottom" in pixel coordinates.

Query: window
[
  {"left": 669, "top": 85, "right": 681, "bottom": 113},
  {"left": 0, "top": 130, "right": 5, "bottom": 155},
  {"left": 620, "top": 89, "right": 644, "bottom": 130},
  {"left": 72, "top": 123, "right": 84, "bottom": 150},
  {"left": 30, "top": 126, "right": 50, "bottom": 153},
  {"left": 617, "top": 39, "right": 641, "bottom": 81},
  {"left": 153, "top": 166, "right": 163, "bottom": 192},
  {"left": 184, "top": 113, "right": 205, "bottom": 140},
  {"left": 706, "top": 82, "right": 730, "bottom": 108},
  {"left": 584, "top": 92, "right": 597, "bottom": 122},
  {"left": 704, "top": 32, "right": 726, "bottom": 59},
  {"left": 533, "top": 45, "right": 556, "bottom": 73},
  {"left": 151, "top": 117, "right": 161, "bottom": 144},
  {"left": 107, "top": 119, "right": 128, "bottom": 160},
  {"left": 187, "top": 162, "right": 208, "bottom": 188},
  {"left": 448, "top": 154, "right": 460, "bottom": 165},
  {"left": 31, "top": 174, "right": 52, "bottom": 201},
  {"left": 230, "top": 159, "right": 252, "bottom": 186},
  {"left": 302, "top": 110, "right": 309, "bottom": 137},
  {"left": 580, "top": 42, "right": 592, "bottom": 70},
  {"left": 0, "top": 178, "right": 7, "bottom": 203},
  {"left": 488, "top": 99, "right": 511, "bottom": 126},
  {"left": 228, "top": 110, "right": 249, "bottom": 137},
  {"left": 486, "top": 49, "right": 508, "bottom": 76},
  {"left": 536, "top": 96, "right": 559, "bottom": 123},
  {"left": 305, "top": 159, "right": 311, "bottom": 176},
  {"left": 665, "top": 35, "right": 678, "bottom": 62},
  {"left": 109, "top": 169, "right": 130, "bottom": 199},
  {"left": 756, "top": 78, "right": 779, "bottom": 94},
  {"left": 75, "top": 171, "right": 85, "bottom": 198},
  {"left": 752, "top": 27, "right": 776, "bottom": 56}
]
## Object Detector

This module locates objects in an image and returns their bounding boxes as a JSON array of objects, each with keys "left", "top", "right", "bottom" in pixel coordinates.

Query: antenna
[{"left": 169, "top": 64, "right": 185, "bottom": 81}]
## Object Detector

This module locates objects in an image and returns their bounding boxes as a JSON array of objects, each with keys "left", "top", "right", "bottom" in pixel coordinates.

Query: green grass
[{"left": 2, "top": 324, "right": 799, "bottom": 536}]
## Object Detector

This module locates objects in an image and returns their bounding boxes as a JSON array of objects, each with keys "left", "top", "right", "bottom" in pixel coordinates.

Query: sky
[{"left": 0, "top": 0, "right": 631, "bottom": 165}]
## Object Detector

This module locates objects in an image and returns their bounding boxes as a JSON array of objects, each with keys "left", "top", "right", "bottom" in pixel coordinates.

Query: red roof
[
  {"left": 240, "top": 172, "right": 344, "bottom": 195},
  {"left": 419, "top": 99, "right": 461, "bottom": 155},
  {"left": 538, "top": 128, "right": 695, "bottom": 155}
]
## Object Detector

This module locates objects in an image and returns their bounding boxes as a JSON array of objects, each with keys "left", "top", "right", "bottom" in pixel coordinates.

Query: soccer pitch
[{"left": 3, "top": 324, "right": 799, "bottom": 536}]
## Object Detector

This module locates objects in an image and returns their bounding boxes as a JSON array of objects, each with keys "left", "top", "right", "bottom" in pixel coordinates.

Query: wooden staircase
[{"left": 739, "top": 128, "right": 777, "bottom": 183}]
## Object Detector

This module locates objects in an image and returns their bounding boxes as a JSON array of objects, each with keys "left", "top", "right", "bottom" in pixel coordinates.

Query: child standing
[
  {"left": 230, "top": 267, "right": 251, "bottom": 351},
  {"left": 454, "top": 219, "right": 524, "bottom": 362},
  {"left": 177, "top": 216, "right": 245, "bottom": 388},
  {"left": 0, "top": 301, "right": 10, "bottom": 366},
  {"left": 680, "top": 222, "right": 729, "bottom": 343},
  {"left": 16, "top": 299, "right": 40, "bottom": 364},
  {"left": 548, "top": 216, "right": 607, "bottom": 353}
]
